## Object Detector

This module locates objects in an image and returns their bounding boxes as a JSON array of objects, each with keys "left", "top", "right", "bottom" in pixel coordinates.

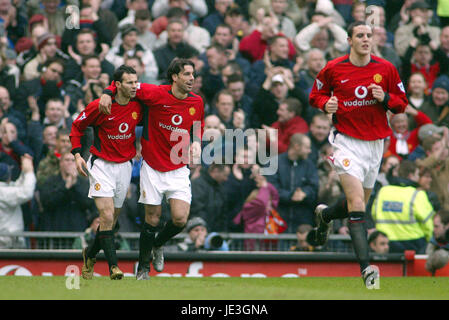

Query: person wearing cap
[
  {"left": 252, "top": 66, "right": 307, "bottom": 127},
  {"left": 394, "top": 1, "right": 441, "bottom": 58},
  {"left": 0, "top": 155, "right": 36, "bottom": 248},
  {"left": 105, "top": 23, "right": 158, "bottom": 82},
  {"left": 22, "top": 32, "right": 68, "bottom": 81},
  {"left": 420, "top": 75, "right": 449, "bottom": 128},
  {"left": 416, "top": 132, "right": 449, "bottom": 211},
  {"left": 176, "top": 216, "right": 229, "bottom": 252},
  {"left": 408, "top": 123, "right": 447, "bottom": 161}
]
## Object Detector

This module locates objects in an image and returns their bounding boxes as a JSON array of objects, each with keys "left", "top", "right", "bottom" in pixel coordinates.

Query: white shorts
[
  {"left": 139, "top": 160, "right": 191, "bottom": 205},
  {"left": 328, "top": 128, "right": 384, "bottom": 189},
  {"left": 87, "top": 155, "right": 132, "bottom": 208}
]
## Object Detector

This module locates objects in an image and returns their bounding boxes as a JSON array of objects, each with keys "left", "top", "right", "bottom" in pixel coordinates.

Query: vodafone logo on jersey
[
  {"left": 343, "top": 85, "right": 377, "bottom": 107},
  {"left": 171, "top": 114, "right": 183, "bottom": 125},
  {"left": 107, "top": 122, "right": 132, "bottom": 140}
]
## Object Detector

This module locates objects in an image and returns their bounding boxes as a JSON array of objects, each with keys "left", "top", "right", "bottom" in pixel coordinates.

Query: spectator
[
  {"left": 0, "top": 118, "right": 34, "bottom": 167},
  {"left": 0, "top": 0, "right": 27, "bottom": 46},
  {"left": 401, "top": 39, "right": 449, "bottom": 90},
  {"left": 247, "top": 35, "right": 295, "bottom": 97},
  {"left": 63, "top": 29, "right": 115, "bottom": 84},
  {"left": 117, "top": 0, "right": 150, "bottom": 29},
  {"left": 406, "top": 73, "right": 429, "bottom": 130},
  {"left": 0, "top": 155, "right": 36, "bottom": 248},
  {"left": 153, "top": 19, "right": 198, "bottom": 81},
  {"left": 385, "top": 104, "right": 432, "bottom": 160},
  {"left": 225, "top": 74, "right": 253, "bottom": 125},
  {"left": 22, "top": 32, "right": 68, "bottom": 81},
  {"left": 264, "top": 97, "right": 308, "bottom": 154},
  {"left": 190, "top": 163, "right": 230, "bottom": 232},
  {"left": 124, "top": 56, "right": 155, "bottom": 84},
  {"left": 38, "top": 152, "right": 94, "bottom": 231},
  {"left": 267, "top": 133, "right": 319, "bottom": 232},
  {"left": 368, "top": 230, "right": 390, "bottom": 254},
  {"left": 176, "top": 217, "right": 228, "bottom": 252},
  {"left": 440, "top": 26, "right": 449, "bottom": 57},
  {"left": 39, "top": 125, "right": 58, "bottom": 161},
  {"left": 61, "top": 3, "right": 112, "bottom": 59},
  {"left": 224, "top": 147, "right": 257, "bottom": 230},
  {"left": 65, "top": 55, "right": 110, "bottom": 108},
  {"left": 290, "top": 224, "right": 315, "bottom": 251},
  {"left": 372, "top": 160, "right": 434, "bottom": 254},
  {"left": 248, "top": 0, "right": 304, "bottom": 29},
  {"left": 42, "top": 98, "right": 73, "bottom": 130},
  {"left": 211, "top": 89, "right": 245, "bottom": 130},
  {"left": 394, "top": 1, "right": 441, "bottom": 58},
  {"left": 409, "top": 123, "right": 446, "bottom": 161},
  {"left": 418, "top": 166, "right": 441, "bottom": 212},
  {"left": 201, "top": 43, "right": 229, "bottom": 104},
  {"left": 239, "top": 14, "right": 296, "bottom": 63},
  {"left": 72, "top": 214, "right": 131, "bottom": 250},
  {"left": 81, "top": 0, "right": 119, "bottom": 41},
  {"left": 105, "top": 24, "right": 158, "bottom": 82},
  {"left": 0, "top": 50, "right": 18, "bottom": 97},
  {"left": 152, "top": 0, "right": 208, "bottom": 21},
  {"left": 420, "top": 75, "right": 449, "bottom": 127},
  {"left": 0, "top": 86, "right": 26, "bottom": 132},
  {"left": 425, "top": 210, "right": 449, "bottom": 275},
  {"left": 155, "top": 7, "right": 210, "bottom": 54},
  {"left": 233, "top": 168, "right": 280, "bottom": 251},
  {"left": 267, "top": 0, "right": 297, "bottom": 40},
  {"left": 223, "top": 5, "right": 250, "bottom": 41},
  {"left": 15, "top": 57, "right": 67, "bottom": 119},
  {"left": 317, "top": 143, "right": 342, "bottom": 212},
  {"left": 16, "top": 23, "right": 48, "bottom": 70},
  {"left": 294, "top": 11, "right": 348, "bottom": 60},
  {"left": 36, "top": 128, "right": 71, "bottom": 187},
  {"left": 253, "top": 67, "right": 307, "bottom": 128},
  {"left": 202, "top": 0, "right": 233, "bottom": 36},
  {"left": 307, "top": 113, "right": 331, "bottom": 165},
  {"left": 296, "top": 48, "right": 326, "bottom": 95},
  {"left": 416, "top": 134, "right": 449, "bottom": 211},
  {"left": 207, "top": 24, "right": 250, "bottom": 75},
  {"left": 371, "top": 26, "right": 402, "bottom": 71},
  {"left": 26, "top": 0, "right": 73, "bottom": 36}
]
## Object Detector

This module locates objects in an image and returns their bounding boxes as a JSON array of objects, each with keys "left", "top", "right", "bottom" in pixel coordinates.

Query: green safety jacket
[{"left": 372, "top": 185, "right": 434, "bottom": 241}]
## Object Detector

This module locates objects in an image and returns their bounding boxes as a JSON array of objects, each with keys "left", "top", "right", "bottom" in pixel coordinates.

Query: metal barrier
[{"left": 0, "top": 231, "right": 353, "bottom": 252}]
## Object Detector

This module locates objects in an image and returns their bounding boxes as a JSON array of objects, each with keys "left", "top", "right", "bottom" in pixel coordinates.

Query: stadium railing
[{"left": 0, "top": 231, "right": 354, "bottom": 252}]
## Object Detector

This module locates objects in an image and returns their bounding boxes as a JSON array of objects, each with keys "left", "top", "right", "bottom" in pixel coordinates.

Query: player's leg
[
  {"left": 95, "top": 197, "right": 123, "bottom": 280},
  {"left": 137, "top": 204, "right": 161, "bottom": 277},
  {"left": 152, "top": 199, "right": 189, "bottom": 272}
]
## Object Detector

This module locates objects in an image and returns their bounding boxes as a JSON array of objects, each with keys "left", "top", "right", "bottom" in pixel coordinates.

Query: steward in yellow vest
[{"left": 372, "top": 160, "right": 434, "bottom": 253}]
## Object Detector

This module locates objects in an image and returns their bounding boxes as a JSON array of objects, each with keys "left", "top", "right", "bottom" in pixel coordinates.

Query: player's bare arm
[
  {"left": 74, "top": 152, "right": 88, "bottom": 177},
  {"left": 99, "top": 93, "right": 112, "bottom": 115}
]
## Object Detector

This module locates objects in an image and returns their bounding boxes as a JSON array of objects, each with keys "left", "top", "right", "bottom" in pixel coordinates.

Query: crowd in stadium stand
[{"left": 1, "top": 0, "right": 449, "bottom": 261}]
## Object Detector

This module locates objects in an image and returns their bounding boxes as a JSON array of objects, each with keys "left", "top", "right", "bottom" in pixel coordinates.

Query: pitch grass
[{"left": 1, "top": 276, "right": 449, "bottom": 300}]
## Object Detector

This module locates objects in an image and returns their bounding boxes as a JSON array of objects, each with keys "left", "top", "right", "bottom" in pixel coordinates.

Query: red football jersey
[
  {"left": 309, "top": 54, "right": 408, "bottom": 141},
  {"left": 105, "top": 82, "right": 205, "bottom": 172},
  {"left": 70, "top": 99, "right": 143, "bottom": 163}
]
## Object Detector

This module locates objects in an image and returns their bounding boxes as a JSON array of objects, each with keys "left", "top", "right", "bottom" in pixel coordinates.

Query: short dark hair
[
  {"left": 113, "top": 65, "right": 137, "bottom": 82},
  {"left": 368, "top": 230, "right": 388, "bottom": 245},
  {"left": 347, "top": 21, "right": 372, "bottom": 38},
  {"left": 422, "top": 136, "right": 440, "bottom": 152},
  {"left": 167, "top": 7, "right": 185, "bottom": 19},
  {"left": 268, "top": 35, "right": 288, "bottom": 47},
  {"left": 436, "top": 210, "right": 449, "bottom": 226},
  {"left": 283, "top": 97, "right": 302, "bottom": 116},
  {"left": 398, "top": 160, "right": 417, "bottom": 179},
  {"left": 135, "top": 9, "right": 151, "bottom": 21},
  {"left": 166, "top": 58, "right": 195, "bottom": 84},
  {"left": 76, "top": 28, "right": 96, "bottom": 43},
  {"left": 57, "top": 128, "right": 71, "bottom": 139},
  {"left": 43, "top": 57, "right": 65, "bottom": 70},
  {"left": 226, "top": 73, "right": 244, "bottom": 85},
  {"left": 81, "top": 54, "right": 100, "bottom": 66}
]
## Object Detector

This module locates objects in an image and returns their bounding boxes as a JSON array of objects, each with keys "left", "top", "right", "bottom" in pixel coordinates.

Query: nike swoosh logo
[
  {"left": 341, "top": 79, "right": 349, "bottom": 83},
  {"left": 163, "top": 105, "right": 171, "bottom": 108},
  {"left": 108, "top": 117, "right": 115, "bottom": 120}
]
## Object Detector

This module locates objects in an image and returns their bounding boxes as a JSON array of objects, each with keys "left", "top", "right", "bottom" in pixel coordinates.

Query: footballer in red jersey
[
  {"left": 70, "top": 65, "right": 142, "bottom": 280},
  {"left": 308, "top": 22, "right": 408, "bottom": 289},
  {"left": 100, "top": 58, "right": 205, "bottom": 280}
]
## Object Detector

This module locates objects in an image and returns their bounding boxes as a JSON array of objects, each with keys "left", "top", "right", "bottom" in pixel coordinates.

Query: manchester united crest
[
  {"left": 342, "top": 159, "right": 351, "bottom": 167},
  {"left": 95, "top": 183, "right": 101, "bottom": 191},
  {"left": 373, "top": 73, "right": 382, "bottom": 83},
  {"left": 132, "top": 112, "right": 138, "bottom": 120},
  {"left": 189, "top": 107, "right": 196, "bottom": 116}
]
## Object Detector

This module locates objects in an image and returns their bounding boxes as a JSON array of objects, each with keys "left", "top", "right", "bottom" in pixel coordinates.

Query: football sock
[
  {"left": 321, "top": 198, "right": 349, "bottom": 224},
  {"left": 98, "top": 230, "right": 118, "bottom": 269},
  {"left": 138, "top": 222, "right": 157, "bottom": 271},
  {"left": 86, "top": 226, "right": 101, "bottom": 259},
  {"left": 154, "top": 220, "right": 184, "bottom": 248},
  {"left": 348, "top": 211, "right": 370, "bottom": 273}
]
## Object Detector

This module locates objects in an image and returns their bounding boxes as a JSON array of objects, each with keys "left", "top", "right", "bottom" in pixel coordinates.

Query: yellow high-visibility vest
[
  {"left": 372, "top": 185, "right": 434, "bottom": 241},
  {"left": 438, "top": 0, "right": 449, "bottom": 17}
]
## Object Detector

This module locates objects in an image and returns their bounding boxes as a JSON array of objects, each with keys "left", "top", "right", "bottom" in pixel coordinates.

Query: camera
[{"left": 204, "top": 232, "right": 224, "bottom": 250}]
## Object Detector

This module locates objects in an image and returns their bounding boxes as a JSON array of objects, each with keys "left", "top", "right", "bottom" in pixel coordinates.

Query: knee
[
  {"left": 347, "top": 197, "right": 366, "bottom": 212},
  {"left": 172, "top": 216, "right": 187, "bottom": 228}
]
